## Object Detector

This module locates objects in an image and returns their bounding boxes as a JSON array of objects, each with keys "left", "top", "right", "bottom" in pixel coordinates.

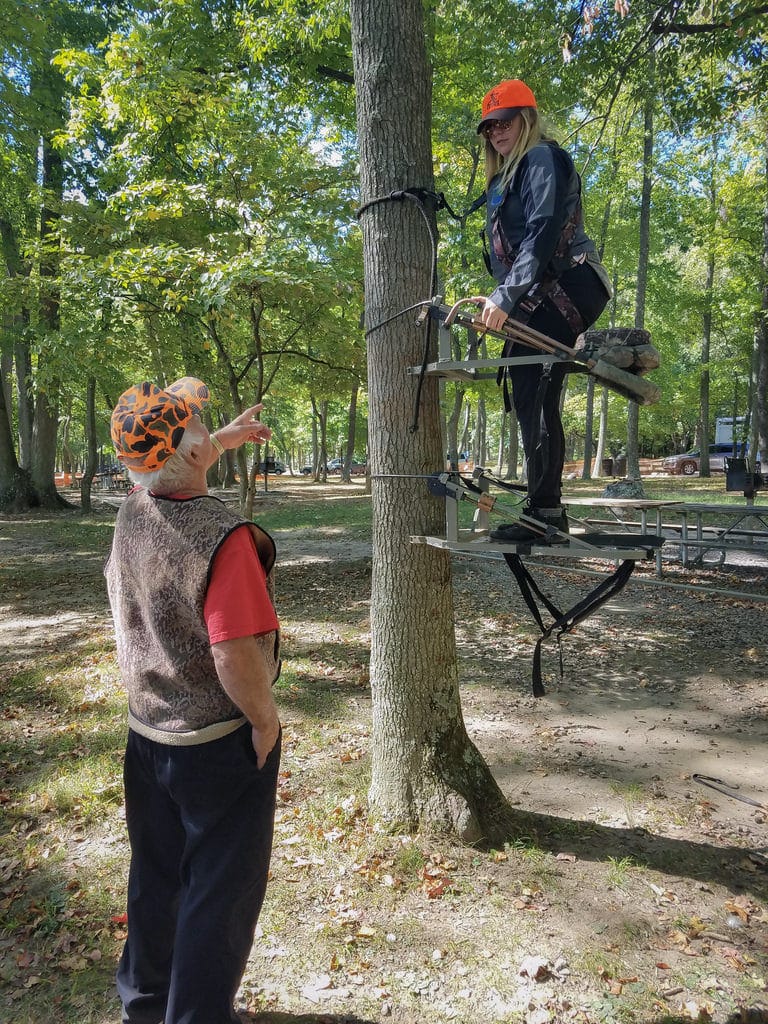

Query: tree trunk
[
  {"left": 628, "top": 50, "right": 655, "bottom": 490},
  {"left": 80, "top": 376, "right": 98, "bottom": 513},
  {"left": 31, "top": 132, "right": 69, "bottom": 509},
  {"left": 0, "top": 217, "right": 34, "bottom": 468},
  {"left": 593, "top": 386, "right": 609, "bottom": 476},
  {"left": 15, "top": 343, "right": 33, "bottom": 470},
  {"left": 0, "top": 368, "right": 36, "bottom": 512},
  {"left": 1, "top": 351, "right": 11, "bottom": 436},
  {"left": 496, "top": 411, "right": 507, "bottom": 476},
  {"left": 310, "top": 396, "right": 328, "bottom": 481},
  {"left": 754, "top": 124, "right": 768, "bottom": 472},
  {"left": 350, "top": 0, "right": 516, "bottom": 843},
  {"left": 582, "top": 376, "right": 594, "bottom": 479},
  {"left": 446, "top": 387, "right": 464, "bottom": 470},
  {"left": 319, "top": 399, "right": 329, "bottom": 481},
  {"left": 474, "top": 395, "right": 486, "bottom": 467},
  {"left": 698, "top": 250, "right": 715, "bottom": 476},
  {"left": 343, "top": 382, "right": 359, "bottom": 482},
  {"left": 506, "top": 407, "right": 519, "bottom": 479}
]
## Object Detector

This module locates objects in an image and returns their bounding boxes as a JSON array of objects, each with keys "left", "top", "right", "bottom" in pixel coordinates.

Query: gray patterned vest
[{"left": 105, "top": 489, "right": 279, "bottom": 744}]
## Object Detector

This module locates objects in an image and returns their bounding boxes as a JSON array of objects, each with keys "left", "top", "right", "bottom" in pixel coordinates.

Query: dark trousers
[
  {"left": 509, "top": 262, "right": 609, "bottom": 509},
  {"left": 117, "top": 723, "right": 281, "bottom": 1024}
]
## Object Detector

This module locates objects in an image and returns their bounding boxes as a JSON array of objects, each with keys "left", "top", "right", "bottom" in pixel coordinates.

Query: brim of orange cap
[{"left": 476, "top": 107, "right": 523, "bottom": 134}]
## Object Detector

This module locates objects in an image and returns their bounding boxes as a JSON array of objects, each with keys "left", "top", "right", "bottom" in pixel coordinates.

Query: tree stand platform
[{"left": 412, "top": 471, "right": 665, "bottom": 697}]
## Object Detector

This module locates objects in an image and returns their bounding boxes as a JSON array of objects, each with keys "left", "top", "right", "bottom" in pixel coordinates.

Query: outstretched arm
[{"left": 208, "top": 403, "right": 272, "bottom": 467}]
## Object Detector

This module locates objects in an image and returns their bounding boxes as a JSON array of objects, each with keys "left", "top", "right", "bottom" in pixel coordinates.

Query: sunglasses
[{"left": 481, "top": 118, "right": 518, "bottom": 138}]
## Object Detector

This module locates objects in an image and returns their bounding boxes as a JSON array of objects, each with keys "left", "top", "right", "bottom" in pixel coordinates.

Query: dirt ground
[{"left": 1, "top": 483, "right": 767, "bottom": 1024}]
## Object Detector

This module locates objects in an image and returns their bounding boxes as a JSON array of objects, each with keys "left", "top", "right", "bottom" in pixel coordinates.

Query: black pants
[
  {"left": 507, "top": 262, "right": 609, "bottom": 509},
  {"left": 117, "top": 723, "right": 281, "bottom": 1024}
]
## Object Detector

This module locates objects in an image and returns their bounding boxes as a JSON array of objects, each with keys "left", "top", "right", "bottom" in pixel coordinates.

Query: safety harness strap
[{"left": 503, "top": 553, "right": 636, "bottom": 697}]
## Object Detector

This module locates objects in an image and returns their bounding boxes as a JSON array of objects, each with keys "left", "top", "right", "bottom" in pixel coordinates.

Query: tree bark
[
  {"left": 628, "top": 49, "right": 655, "bottom": 490},
  {"left": 582, "top": 376, "right": 595, "bottom": 479},
  {"left": 0, "top": 367, "right": 35, "bottom": 512},
  {"left": 31, "top": 130, "right": 70, "bottom": 508},
  {"left": 80, "top": 376, "right": 98, "bottom": 513},
  {"left": 754, "top": 124, "right": 768, "bottom": 472},
  {"left": 343, "top": 381, "right": 359, "bottom": 482},
  {"left": 506, "top": 406, "right": 520, "bottom": 479},
  {"left": 698, "top": 250, "right": 715, "bottom": 476},
  {"left": 350, "top": 0, "right": 517, "bottom": 843}
]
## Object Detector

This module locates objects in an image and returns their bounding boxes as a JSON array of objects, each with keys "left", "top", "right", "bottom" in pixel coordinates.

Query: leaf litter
[{"left": 1, "top": 493, "right": 768, "bottom": 1023}]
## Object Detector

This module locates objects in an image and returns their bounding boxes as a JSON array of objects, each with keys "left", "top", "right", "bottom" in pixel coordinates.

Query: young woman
[{"left": 476, "top": 78, "right": 612, "bottom": 541}]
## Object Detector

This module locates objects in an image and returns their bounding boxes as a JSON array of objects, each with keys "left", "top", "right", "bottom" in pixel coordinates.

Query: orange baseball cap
[
  {"left": 111, "top": 376, "right": 211, "bottom": 473},
  {"left": 477, "top": 79, "right": 537, "bottom": 134}
]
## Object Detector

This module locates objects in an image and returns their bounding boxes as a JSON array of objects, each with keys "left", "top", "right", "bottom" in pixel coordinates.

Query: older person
[
  {"left": 105, "top": 377, "right": 281, "bottom": 1024},
  {"left": 476, "top": 79, "right": 612, "bottom": 542}
]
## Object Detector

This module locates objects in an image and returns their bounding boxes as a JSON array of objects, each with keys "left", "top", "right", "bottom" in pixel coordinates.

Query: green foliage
[{"left": 0, "top": 0, "right": 766, "bottom": 472}]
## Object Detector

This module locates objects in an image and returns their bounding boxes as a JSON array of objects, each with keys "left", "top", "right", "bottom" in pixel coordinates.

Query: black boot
[{"left": 490, "top": 506, "right": 569, "bottom": 544}]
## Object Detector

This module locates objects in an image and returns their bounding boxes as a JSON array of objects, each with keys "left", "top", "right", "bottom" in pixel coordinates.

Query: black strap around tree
[{"left": 503, "top": 553, "right": 636, "bottom": 698}]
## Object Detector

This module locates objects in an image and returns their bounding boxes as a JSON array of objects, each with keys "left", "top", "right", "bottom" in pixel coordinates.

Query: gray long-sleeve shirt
[{"left": 486, "top": 141, "right": 598, "bottom": 314}]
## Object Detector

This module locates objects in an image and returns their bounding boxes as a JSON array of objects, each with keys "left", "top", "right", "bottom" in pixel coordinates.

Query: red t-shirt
[{"left": 204, "top": 525, "right": 279, "bottom": 644}]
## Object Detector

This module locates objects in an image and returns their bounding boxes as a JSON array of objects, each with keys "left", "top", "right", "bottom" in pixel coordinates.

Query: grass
[
  {"left": 254, "top": 485, "right": 373, "bottom": 535},
  {"left": 608, "top": 783, "right": 646, "bottom": 828},
  {"left": 605, "top": 855, "right": 637, "bottom": 888}
]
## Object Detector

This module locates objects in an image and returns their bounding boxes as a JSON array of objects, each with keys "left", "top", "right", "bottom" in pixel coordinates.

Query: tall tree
[
  {"left": 628, "top": 46, "right": 655, "bottom": 484},
  {"left": 350, "top": 0, "right": 515, "bottom": 841}
]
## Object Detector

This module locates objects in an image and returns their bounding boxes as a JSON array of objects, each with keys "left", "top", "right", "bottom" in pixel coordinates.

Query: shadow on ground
[
  {"left": 241, "top": 1013, "right": 379, "bottom": 1024},
  {"left": 497, "top": 805, "right": 768, "bottom": 902}
]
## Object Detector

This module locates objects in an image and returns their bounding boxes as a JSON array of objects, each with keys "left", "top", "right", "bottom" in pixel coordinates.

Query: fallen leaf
[
  {"left": 519, "top": 955, "right": 551, "bottom": 981},
  {"left": 724, "top": 898, "right": 750, "bottom": 923}
]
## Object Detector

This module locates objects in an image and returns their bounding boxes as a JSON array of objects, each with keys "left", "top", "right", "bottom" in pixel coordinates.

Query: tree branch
[
  {"left": 651, "top": 3, "right": 768, "bottom": 34},
  {"left": 261, "top": 347, "right": 362, "bottom": 377},
  {"left": 315, "top": 64, "right": 354, "bottom": 85}
]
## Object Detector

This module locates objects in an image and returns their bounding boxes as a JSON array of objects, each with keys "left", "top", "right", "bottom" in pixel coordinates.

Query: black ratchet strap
[
  {"left": 503, "top": 553, "right": 635, "bottom": 698},
  {"left": 692, "top": 774, "right": 768, "bottom": 812}
]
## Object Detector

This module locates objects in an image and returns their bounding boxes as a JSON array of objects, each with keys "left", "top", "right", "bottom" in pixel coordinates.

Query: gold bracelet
[{"left": 209, "top": 434, "right": 225, "bottom": 456}]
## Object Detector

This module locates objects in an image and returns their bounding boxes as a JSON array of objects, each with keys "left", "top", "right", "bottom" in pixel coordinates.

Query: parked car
[
  {"left": 662, "top": 442, "right": 749, "bottom": 476},
  {"left": 327, "top": 458, "right": 343, "bottom": 472},
  {"left": 258, "top": 459, "right": 286, "bottom": 474},
  {"left": 300, "top": 463, "right": 314, "bottom": 476}
]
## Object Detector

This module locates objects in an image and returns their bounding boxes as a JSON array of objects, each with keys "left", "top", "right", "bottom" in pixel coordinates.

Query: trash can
[
  {"left": 601, "top": 458, "right": 613, "bottom": 476},
  {"left": 613, "top": 455, "right": 627, "bottom": 476},
  {"left": 726, "top": 457, "right": 762, "bottom": 495},
  {"left": 725, "top": 456, "right": 747, "bottom": 492}
]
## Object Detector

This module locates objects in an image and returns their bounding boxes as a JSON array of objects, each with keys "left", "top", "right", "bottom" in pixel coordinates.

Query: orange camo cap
[
  {"left": 110, "top": 376, "right": 211, "bottom": 473},
  {"left": 477, "top": 79, "right": 537, "bottom": 133}
]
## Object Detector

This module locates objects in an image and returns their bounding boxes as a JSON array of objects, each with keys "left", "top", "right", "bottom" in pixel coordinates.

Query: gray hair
[{"left": 125, "top": 429, "right": 197, "bottom": 494}]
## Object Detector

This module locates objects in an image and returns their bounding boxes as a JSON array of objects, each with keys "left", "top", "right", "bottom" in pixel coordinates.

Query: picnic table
[
  {"left": 94, "top": 469, "right": 129, "bottom": 491},
  {"left": 565, "top": 496, "right": 768, "bottom": 573}
]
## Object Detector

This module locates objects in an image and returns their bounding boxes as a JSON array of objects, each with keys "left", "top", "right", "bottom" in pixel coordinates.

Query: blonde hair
[{"left": 483, "top": 107, "right": 557, "bottom": 190}]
